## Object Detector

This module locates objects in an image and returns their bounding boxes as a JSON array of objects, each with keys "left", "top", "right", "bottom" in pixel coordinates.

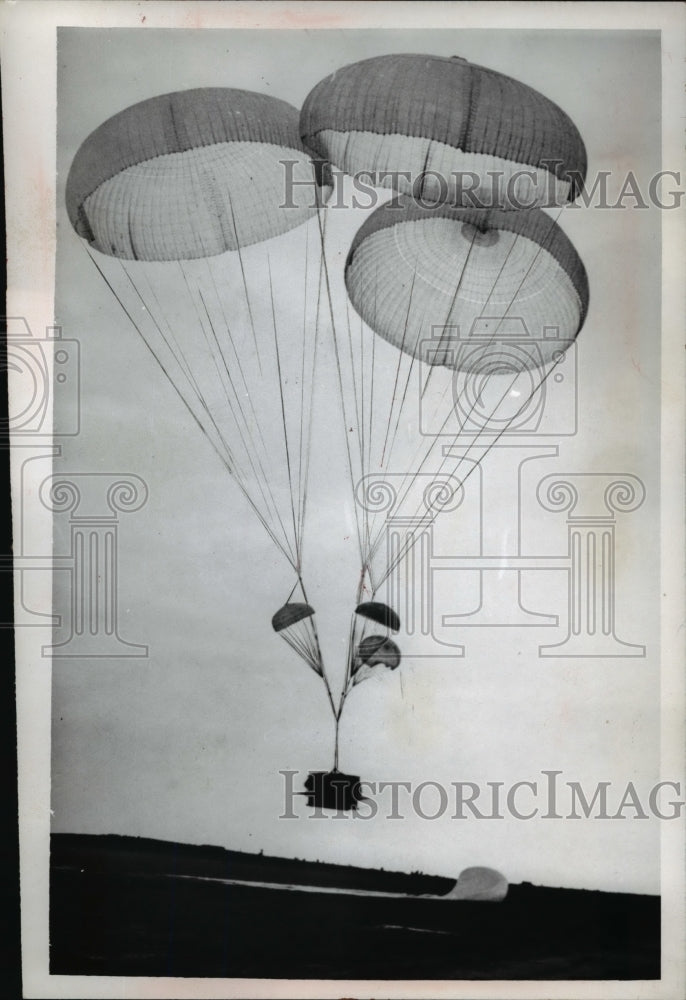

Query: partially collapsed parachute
[
  {"left": 301, "top": 53, "right": 587, "bottom": 209},
  {"left": 356, "top": 635, "right": 401, "bottom": 670},
  {"left": 345, "top": 198, "right": 589, "bottom": 371},
  {"left": 347, "top": 605, "right": 402, "bottom": 688},
  {"left": 352, "top": 636, "right": 402, "bottom": 686}
]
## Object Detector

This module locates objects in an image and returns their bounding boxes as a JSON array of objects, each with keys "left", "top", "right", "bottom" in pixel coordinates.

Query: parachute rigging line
[
  {"left": 378, "top": 354, "right": 565, "bottom": 591},
  {"left": 200, "top": 262, "right": 297, "bottom": 541},
  {"left": 376, "top": 213, "right": 575, "bottom": 589},
  {"left": 224, "top": 185, "right": 262, "bottom": 375},
  {"left": 129, "top": 252, "right": 299, "bottom": 566},
  {"left": 267, "top": 253, "right": 301, "bottom": 567},
  {"left": 385, "top": 206, "right": 569, "bottom": 539},
  {"left": 419, "top": 214, "right": 480, "bottom": 402},
  {"left": 313, "top": 192, "right": 368, "bottom": 575},
  {"left": 297, "top": 225, "right": 326, "bottom": 562},
  {"left": 341, "top": 202, "right": 581, "bottom": 595},
  {"left": 84, "top": 236, "right": 324, "bottom": 572},
  {"left": 191, "top": 278, "right": 299, "bottom": 565},
  {"left": 383, "top": 213, "right": 533, "bottom": 533}
]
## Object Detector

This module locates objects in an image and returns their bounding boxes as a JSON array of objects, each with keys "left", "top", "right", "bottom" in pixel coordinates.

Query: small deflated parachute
[
  {"left": 446, "top": 867, "right": 508, "bottom": 902},
  {"left": 271, "top": 603, "right": 321, "bottom": 675},
  {"left": 301, "top": 53, "right": 587, "bottom": 209},
  {"left": 355, "top": 601, "right": 401, "bottom": 633},
  {"left": 271, "top": 602, "right": 315, "bottom": 632},
  {"left": 345, "top": 198, "right": 589, "bottom": 372}
]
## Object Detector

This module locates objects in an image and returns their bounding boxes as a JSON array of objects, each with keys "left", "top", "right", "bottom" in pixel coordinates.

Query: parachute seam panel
[
  {"left": 72, "top": 139, "right": 306, "bottom": 233},
  {"left": 299, "top": 54, "right": 587, "bottom": 186},
  {"left": 347, "top": 200, "right": 589, "bottom": 320},
  {"left": 67, "top": 88, "right": 308, "bottom": 226}
]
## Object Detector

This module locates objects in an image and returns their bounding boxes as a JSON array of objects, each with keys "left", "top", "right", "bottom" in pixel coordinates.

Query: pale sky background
[{"left": 52, "top": 28, "right": 663, "bottom": 893}]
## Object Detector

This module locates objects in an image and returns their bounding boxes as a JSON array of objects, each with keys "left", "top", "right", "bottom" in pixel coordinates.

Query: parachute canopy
[
  {"left": 447, "top": 867, "right": 509, "bottom": 902},
  {"left": 345, "top": 198, "right": 589, "bottom": 372},
  {"left": 271, "top": 602, "right": 322, "bottom": 675},
  {"left": 355, "top": 602, "right": 401, "bottom": 633},
  {"left": 356, "top": 634, "right": 402, "bottom": 670},
  {"left": 271, "top": 602, "right": 315, "bottom": 633},
  {"left": 67, "top": 88, "right": 323, "bottom": 261},
  {"left": 301, "top": 53, "right": 587, "bottom": 209},
  {"left": 66, "top": 87, "right": 330, "bottom": 577}
]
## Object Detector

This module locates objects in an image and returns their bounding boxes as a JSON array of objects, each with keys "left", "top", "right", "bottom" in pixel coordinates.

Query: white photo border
[{"left": 3, "top": 3, "right": 684, "bottom": 998}]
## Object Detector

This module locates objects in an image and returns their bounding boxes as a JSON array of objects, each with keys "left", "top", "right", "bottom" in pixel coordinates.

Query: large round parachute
[
  {"left": 67, "top": 87, "right": 322, "bottom": 259},
  {"left": 67, "top": 69, "right": 592, "bottom": 780},
  {"left": 322, "top": 195, "right": 589, "bottom": 597},
  {"left": 67, "top": 87, "right": 329, "bottom": 675},
  {"left": 345, "top": 198, "right": 589, "bottom": 371},
  {"left": 301, "top": 53, "right": 587, "bottom": 209}
]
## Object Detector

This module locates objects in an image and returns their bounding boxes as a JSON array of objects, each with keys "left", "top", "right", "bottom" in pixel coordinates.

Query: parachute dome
[
  {"left": 345, "top": 198, "right": 589, "bottom": 371},
  {"left": 301, "top": 53, "right": 587, "bottom": 209},
  {"left": 67, "top": 88, "right": 323, "bottom": 261},
  {"left": 66, "top": 87, "right": 331, "bottom": 579},
  {"left": 356, "top": 635, "right": 402, "bottom": 670},
  {"left": 272, "top": 603, "right": 316, "bottom": 633},
  {"left": 355, "top": 602, "right": 401, "bottom": 633},
  {"left": 446, "top": 867, "right": 509, "bottom": 902}
]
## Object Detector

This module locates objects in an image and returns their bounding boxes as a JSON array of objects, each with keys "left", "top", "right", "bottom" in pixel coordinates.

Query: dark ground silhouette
[{"left": 50, "top": 833, "right": 660, "bottom": 980}]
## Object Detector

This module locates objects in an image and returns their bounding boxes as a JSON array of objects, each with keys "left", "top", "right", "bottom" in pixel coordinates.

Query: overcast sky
[{"left": 52, "top": 27, "right": 663, "bottom": 893}]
